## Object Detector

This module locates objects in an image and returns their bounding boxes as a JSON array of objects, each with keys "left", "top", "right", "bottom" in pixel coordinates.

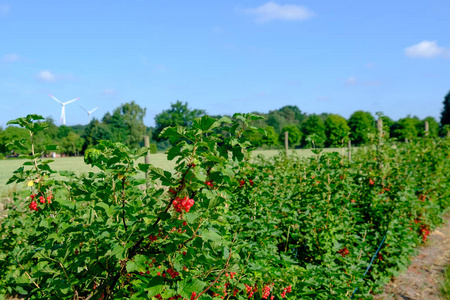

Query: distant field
[{"left": 0, "top": 148, "right": 347, "bottom": 196}]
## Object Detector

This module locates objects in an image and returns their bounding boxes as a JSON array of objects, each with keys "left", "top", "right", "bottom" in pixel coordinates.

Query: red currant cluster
[
  {"left": 190, "top": 292, "right": 197, "bottom": 300},
  {"left": 420, "top": 224, "right": 431, "bottom": 242},
  {"left": 233, "top": 288, "right": 239, "bottom": 297},
  {"left": 261, "top": 284, "right": 272, "bottom": 299},
  {"left": 225, "top": 272, "right": 236, "bottom": 279},
  {"left": 173, "top": 196, "right": 195, "bottom": 213},
  {"left": 244, "top": 284, "right": 257, "bottom": 298},
  {"left": 166, "top": 267, "right": 179, "bottom": 279},
  {"left": 205, "top": 180, "right": 214, "bottom": 187},
  {"left": 338, "top": 247, "right": 350, "bottom": 257},
  {"left": 29, "top": 193, "right": 52, "bottom": 211},
  {"left": 280, "top": 285, "right": 292, "bottom": 298},
  {"left": 148, "top": 235, "right": 158, "bottom": 242},
  {"left": 239, "top": 179, "right": 254, "bottom": 188}
]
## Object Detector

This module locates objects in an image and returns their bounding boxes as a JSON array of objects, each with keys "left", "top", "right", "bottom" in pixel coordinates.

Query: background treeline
[{"left": 1, "top": 90, "right": 450, "bottom": 157}]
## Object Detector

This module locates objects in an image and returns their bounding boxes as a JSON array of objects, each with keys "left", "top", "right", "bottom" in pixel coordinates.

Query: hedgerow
[{"left": 0, "top": 114, "right": 449, "bottom": 300}]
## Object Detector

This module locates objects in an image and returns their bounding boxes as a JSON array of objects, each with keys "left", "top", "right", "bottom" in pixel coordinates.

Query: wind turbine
[
  {"left": 80, "top": 106, "right": 99, "bottom": 123},
  {"left": 49, "top": 94, "right": 79, "bottom": 125}
]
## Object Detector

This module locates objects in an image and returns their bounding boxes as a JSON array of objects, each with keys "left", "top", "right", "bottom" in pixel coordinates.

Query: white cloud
[
  {"left": 404, "top": 40, "right": 450, "bottom": 58},
  {"left": 36, "top": 70, "right": 75, "bottom": 82},
  {"left": 245, "top": 2, "right": 315, "bottom": 23},
  {"left": 102, "top": 89, "right": 117, "bottom": 95},
  {"left": 345, "top": 76, "right": 357, "bottom": 85},
  {"left": 0, "top": 4, "right": 10, "bottom": 16},
  {"left": 37, "top": 70, "right": 57, "bottom": 82},
  {"left": 345, "top": 76, "right": 381, "bottom": 86},
  {"left": 2, "top": 53, "right": 19, "bottom": 62}
]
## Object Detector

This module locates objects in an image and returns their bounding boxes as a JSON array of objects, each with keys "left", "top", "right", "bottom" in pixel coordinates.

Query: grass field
[{"left": 0, "top": 148, "right": 347, "bottom": 196}]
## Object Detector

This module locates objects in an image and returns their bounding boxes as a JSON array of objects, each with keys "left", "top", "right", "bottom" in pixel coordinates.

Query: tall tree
[
  {"left": 103, "top": 101, "right": 147, "bottom": 148},
  {"left": 391, "top": 116, "right": 420, "bottom": 141},
  {"left": 422, "top": 116, "right": 440, "bottom": 137},
  {"left": 441, "top": 90, "right": 450, "bottom": 127},
  {"left": 300, "top": 114, "right": 326, "bottom": 147},
  {"left": 324, "top": 114, "right": 350, "bottom": 147},
  {"left": 153, "top": 101, "right": 206, "bottom": 143},
  {"left": 348, "top": 111, "right": 375, "bottom": 145},
  {"left": 279, "top": 125, "right": 302, "bottom": 146}
]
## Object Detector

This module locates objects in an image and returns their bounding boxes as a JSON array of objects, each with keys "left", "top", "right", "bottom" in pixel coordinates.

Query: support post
[
  {"left": 143, "top": 136, "right": 150, "bottom": 189},
  {"left": 424, "top": 121, "right": 429, "bottom": 136},
  {"left": 284, "top": 131, "right": 289, "bottom": 154},
  {"left": 348, "top": 140, "right": 352, "bottom": 163}
]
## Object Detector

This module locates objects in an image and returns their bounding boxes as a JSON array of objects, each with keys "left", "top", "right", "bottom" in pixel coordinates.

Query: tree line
[{"left": 1, "top": 90, "right": 450, "bottom": 157}]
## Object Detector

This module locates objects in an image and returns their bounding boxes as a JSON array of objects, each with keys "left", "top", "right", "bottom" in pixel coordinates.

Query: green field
[{"left": 0, "top": 148, "right": 346, "bottom": 196}]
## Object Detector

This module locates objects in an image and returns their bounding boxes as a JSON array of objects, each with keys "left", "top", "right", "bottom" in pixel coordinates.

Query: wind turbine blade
[
  {"left": 49, "top": 93, "right": 63, "bottom": 105},
  {"left": 80, "top": 106, "right": 89, "bottom": 113},
  {"left": 63, "top": 97, "right": 79, "bottom": 105},
  {"left": 89, "top": 106, "right": 99, "bottom": 113}
]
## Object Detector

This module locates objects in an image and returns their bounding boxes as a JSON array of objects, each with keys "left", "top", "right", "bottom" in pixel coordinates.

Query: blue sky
[{"left": 1, "top": 1, "right": 449, "bottom": 127}]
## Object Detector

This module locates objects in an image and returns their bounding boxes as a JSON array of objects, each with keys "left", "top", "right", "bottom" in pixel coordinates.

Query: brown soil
[{"left": 373, "top": 213, "right": 450, "bottom": 300}]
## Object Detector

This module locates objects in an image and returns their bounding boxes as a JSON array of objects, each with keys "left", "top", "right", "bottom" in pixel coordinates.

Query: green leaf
[
  {"left": 178, "top": 277, "right": 207, "bottom": 299},
  {"left": 146, "top": 277, "right": 165, "bottom": 297},
  {"left": 193, "top": 116, "right": 221, "bottom": 132}
]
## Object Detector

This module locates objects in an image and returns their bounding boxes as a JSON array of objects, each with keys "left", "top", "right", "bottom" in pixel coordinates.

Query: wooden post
[
  {"left": 348, "top": 140, "right": 352, "bottom": 162},
  {"left": 143, "top": 136, "right": 150, "bottom": 188},
  {"left": 377, "top": 118, "right": 383, "bottom": 139},
  {"left": 284, "top": 131, "right": 289, "bottom": 154},
  {"left": 424, "top": 121, "right": 429, "bottom": 136},
  {"left": 143, "top": 136, "right": 150, "bottom": 164}
]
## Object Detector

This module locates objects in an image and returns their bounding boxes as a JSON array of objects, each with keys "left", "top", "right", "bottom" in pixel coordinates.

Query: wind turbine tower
[
  {"left": 49, "top": 94, "right": 79, "bottom": 125},
  {"left": 80, "top": 106, "right": 99, "bottom": 123}
]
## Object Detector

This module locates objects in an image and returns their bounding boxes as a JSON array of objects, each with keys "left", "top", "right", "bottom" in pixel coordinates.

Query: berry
[
  {"left": 240, "top": 180, "right": 245, "bottom": 187},
  {"left": 338, "top": 247, "right": 349, "bottom": 257},
  {"left": 191, "top": 292, "right": 197, "bottom": 300},
  {"left": 369, "top": 178, "right": 375, "bottom": 185},
  {"left": 205, "top": 180, "right": 214, "bottom": 187},
  {"left": 39, "top": 196, "right": 45, "bottom": 204},
  {"left": 29, "top": 201, "right": 38, "bottom": 211},
  {"left": 173, "top": 196, "right": 195, "bottom": 213},
  {"left": 249, "top": 179, "right": 254, "bottom": 186}
]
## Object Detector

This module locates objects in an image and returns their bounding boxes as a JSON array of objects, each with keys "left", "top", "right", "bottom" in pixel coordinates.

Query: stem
[
  {"left": 121, "top": 177, "right": 127, "bottom": 232},
  {"left": 194, "top": 251, "right": 233, "bottom": 300}
]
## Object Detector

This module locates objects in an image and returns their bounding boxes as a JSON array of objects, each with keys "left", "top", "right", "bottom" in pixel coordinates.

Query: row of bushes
[{"left": 0, "top": 114, "right": 449, "bottom": 299}]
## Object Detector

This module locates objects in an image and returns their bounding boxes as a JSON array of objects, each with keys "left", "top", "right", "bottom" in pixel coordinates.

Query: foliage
[
  {"left": 102, "top": 101, "right": 147, "bottom": 149},
  {"left": 422, "top": 116, "right": 440, "bottom": 137},
  {"left": 1, "top": 113, "right": 449, "bottom": 300},
  {"left": 324, "top": 114, "right": 350, "bottom": 147},
  {"left": 300, "top": 115, "right": 326, "bottom": 148},
  {"left": 390, "top": 116, "right": 420, "bottom": 141},
  {"left": 153, "top": 101, "right": 206, "bottom": 144},
  {"left": 441, "top": 90, "right": 450, "bottom": 127},
  {"left": 279, "top": 125, "right": 301, "bottom": 146},
  {"left": 348, "top": 111, "right": 375, "bottom": 145}
]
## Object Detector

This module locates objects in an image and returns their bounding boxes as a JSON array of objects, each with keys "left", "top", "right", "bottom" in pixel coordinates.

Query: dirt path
[{"left": 373, "top": 213, "right": 450, "bottom": 300}]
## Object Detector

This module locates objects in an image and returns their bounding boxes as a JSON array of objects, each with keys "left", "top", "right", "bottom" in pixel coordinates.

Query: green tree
[
  {"left": 279, "top": 125, "right": 302, "bottom": 146},
  {"left": 103, "top": 101, "right": 147, "bottom": 148},
  {"left": 422, "top": 116, "right": 440, "bottom": 137},
  {"left": 60, "top": 131, "right": 84, "bottom": 156},
  {"left": 391, "top": 116, "right": 420, "bottom": 141},
  {"left": 82, "top": 119, "right": 112, "bottom": 151},
  {"left": 300, "top": 115, "right": 326, "bottom": 147},
  {"left": 441, "top": 90, "right": 450, "bottom": 127},
  {"left": 0, "top": 126, "right": 29, "bottom": 155},
  {"left": 348, "top": 111, "right": 375, "bottom": 145},
  {"left": 153, "top": 101, "right": 206, "bottom": 143},
  {"left": 324, "top": 114, "right": 350, "bottom": 147}
]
